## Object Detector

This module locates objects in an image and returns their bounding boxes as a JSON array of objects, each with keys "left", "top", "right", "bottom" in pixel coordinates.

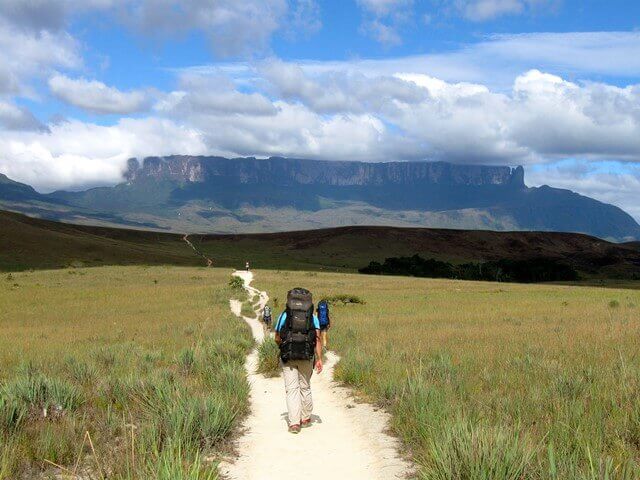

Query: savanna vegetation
[
  {"left": 360, "top": 254, "right": 579, "bottom": 283},
  {"left": 255, "top": 269, "right": 640, "bottom": 479},
  {"left": 0, "top": 266, "right": 252, "bottom": 479}
]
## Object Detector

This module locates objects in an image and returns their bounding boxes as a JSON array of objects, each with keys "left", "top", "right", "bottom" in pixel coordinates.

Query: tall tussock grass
[
  {"left": 257, "top": 338, "right": 281, "bottom": 378},
  {"left": 254, "top": 268, "right": 640, "bottom": 480},
  {"left": 422, "top": 420, "right": 539, "bottom": 480},
  {"left": 0, "top": 267, "right": 253, "bottom": 479}
]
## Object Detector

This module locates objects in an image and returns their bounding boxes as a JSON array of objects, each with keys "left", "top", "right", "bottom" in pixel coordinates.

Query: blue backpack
[{"left": 317, "top": 300, "right": 330, "bottom": 328}]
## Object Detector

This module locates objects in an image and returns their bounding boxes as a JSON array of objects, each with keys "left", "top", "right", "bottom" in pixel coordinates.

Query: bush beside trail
[{"left": 257, "top": 338, "right": 281, "bottom": 378}]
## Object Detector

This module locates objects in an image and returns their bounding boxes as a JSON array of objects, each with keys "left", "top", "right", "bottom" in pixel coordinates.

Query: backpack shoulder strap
[{"left": 306, "top": 305, "right": 315, "bottom": 331}]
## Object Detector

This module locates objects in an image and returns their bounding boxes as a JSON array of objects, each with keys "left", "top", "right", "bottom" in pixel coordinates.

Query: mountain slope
[
  {"left": 0, "top": 173, "right": 43, "bottom": 202},
  {"left": 2, "top": 156, "right": 639, "bottom": 240}
]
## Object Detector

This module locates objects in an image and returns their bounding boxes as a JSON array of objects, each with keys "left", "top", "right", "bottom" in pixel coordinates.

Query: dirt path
[
  {"left": 182, "top": 234, "right": 214, "bottom": 267},
  {"left": 222, "top": 270, "right": 413, "bottom": 480}
]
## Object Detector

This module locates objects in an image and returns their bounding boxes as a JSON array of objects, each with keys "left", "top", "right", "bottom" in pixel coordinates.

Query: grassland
[
  {"left": 0, "top": 266, "right": 252, "bottom": 479},
  {"left": 255, "top": 270, "right": 640, "bottom": 479}
]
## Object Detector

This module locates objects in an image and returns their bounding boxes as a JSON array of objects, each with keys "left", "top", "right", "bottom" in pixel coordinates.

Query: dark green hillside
[
  {"left": 2, "top": 210, "right": 639, "bottom": 282},
  {"left": 0, "top": 210, "right": 200, "bottom": 271}
]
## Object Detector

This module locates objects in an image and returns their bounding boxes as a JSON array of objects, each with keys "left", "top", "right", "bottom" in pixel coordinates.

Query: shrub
[
  {"left": 228, "top": 276, "right": 244, "bottom": 290},
  {"left": 360, "top": 254, "right": 580, "bottom": 283},
  {"left": 324, "top": 294, "right": 365, "bottom": 305}
]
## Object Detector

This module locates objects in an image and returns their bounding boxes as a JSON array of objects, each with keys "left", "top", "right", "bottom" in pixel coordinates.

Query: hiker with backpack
[
  {"left": 317, "top": 299, "right": 331, "bottom": 349},
  {"left": 274, "top": 288, "right": 323, "bottom": 434},
  {"left": 262, "top": 305, "right": 272, "bottom": 330}
]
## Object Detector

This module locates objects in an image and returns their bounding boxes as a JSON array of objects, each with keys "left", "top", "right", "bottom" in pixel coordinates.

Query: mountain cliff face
[
  {"left": 1, "top": 156, "right": 639, "bottom": 240},
  {"left": 124, "top": 156, "right": 525, "bottom": 188}
]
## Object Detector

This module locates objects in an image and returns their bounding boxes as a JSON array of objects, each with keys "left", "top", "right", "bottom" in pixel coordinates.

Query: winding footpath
[
  {"left": 182, "top": 234, "right": 214, "bottom": 267},
  {"left": 221, "top": 270, "right": 414, "bottom": 480}
]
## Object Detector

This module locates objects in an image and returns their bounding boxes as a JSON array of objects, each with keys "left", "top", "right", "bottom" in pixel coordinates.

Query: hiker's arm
[
  {"left": 274, "top": 312, "right": 285, "bottom": 344},
  {"left": 314, "top": 330, "right": 323, "bottom": 373}
]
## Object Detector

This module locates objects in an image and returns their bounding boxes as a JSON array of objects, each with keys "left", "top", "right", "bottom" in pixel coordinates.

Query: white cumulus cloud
[
  {"left": 48, "top": 74, "right": 153, "bottom": 114},
  {"left": 0, "top": 118, "right": 207, "bottom": 191},
  {"left": 0, "top": 20, "right": 81, "bottom": 95}
]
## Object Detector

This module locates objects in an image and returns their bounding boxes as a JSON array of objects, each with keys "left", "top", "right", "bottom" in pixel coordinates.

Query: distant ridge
[
  {"left": 1, "top": 156, "right": 639, "bottom": 241},
  {"left": 2, "top": 209, "right": 639, "bottom": 279}
]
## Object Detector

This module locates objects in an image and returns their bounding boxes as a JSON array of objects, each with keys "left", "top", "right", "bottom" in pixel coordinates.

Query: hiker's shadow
[{"left": 280, "top": 412, "right": 323, "bottom": 426}]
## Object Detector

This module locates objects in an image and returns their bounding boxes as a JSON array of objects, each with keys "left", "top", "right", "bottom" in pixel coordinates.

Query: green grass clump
[
  {"left": 422, "top": 420, "right": 539, "bottom": 480},
  {"left": 142, "top": 440, "right": 217, "bottom": 480},
  {"left": 0, "top": 395, "right": 27, "bottom": 433},
  {"left": 178, "top": 348, "right": 197, "bottom": 374},
  {"left": 228, "top": 276, "right": 244, "bottom": 290},
  {"left": 257, "top": 338, "right": 281, "bottom": 378},
  {"left": 1, "top": 372, "right": 85, "bottom": 414}
]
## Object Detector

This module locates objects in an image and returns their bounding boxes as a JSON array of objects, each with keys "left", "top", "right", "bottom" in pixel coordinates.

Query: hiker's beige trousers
[{"left": 281, "top": 359, "right": 313, "bottom": 425}]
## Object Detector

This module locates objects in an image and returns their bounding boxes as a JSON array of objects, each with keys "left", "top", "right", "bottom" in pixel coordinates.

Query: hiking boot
[
  {"left": 288, "top": 424, "right": 301, "bottom": 434},
  {"left": 301, "top": 419, "right": 312, "bottom": 428}
]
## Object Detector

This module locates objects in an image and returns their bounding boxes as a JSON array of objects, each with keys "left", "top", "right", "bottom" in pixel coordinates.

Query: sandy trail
[
  {"left": 182, "top": 234, "right": 214, "bottom": 267},
  {"left": 221, "top": 270, "right": 413, "bottom": 480}
]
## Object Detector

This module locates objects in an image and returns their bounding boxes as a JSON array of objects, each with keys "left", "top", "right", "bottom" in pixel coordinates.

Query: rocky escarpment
[
  {"left": 125, "top": 156, "right": 526, "bottom": 188},
  {"left": 2, "top": 156, "right": 638, "bottom": 241}
]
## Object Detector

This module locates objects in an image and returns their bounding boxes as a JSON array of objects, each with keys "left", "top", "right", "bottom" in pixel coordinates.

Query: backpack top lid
[
  {"left": 287, "top": 288, "right": 312, "bottom": 310},
  {"left": 286, "top": 288, "right": 313, "bottom": 333}
]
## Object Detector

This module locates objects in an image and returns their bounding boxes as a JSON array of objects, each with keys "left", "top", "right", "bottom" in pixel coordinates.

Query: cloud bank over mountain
[{"left": 0, "top": 0, "right": 638, "bottom": 220}]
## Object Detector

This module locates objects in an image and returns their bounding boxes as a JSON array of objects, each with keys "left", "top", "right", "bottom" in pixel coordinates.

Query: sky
[{"left": 1, "top": 0, "right": 639, "bottom": 221}]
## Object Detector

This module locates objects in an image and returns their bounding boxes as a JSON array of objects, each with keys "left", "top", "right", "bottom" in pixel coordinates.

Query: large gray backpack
[{"left": 279, "top": 288, "right": 316, "bottom": 362}]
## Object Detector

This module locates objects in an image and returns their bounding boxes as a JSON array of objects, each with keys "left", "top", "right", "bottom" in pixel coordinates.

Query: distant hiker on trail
[
  {"left": 245, "top": 261, "right": 250, "bottom": 272},
  {"left": 317, "top": 299, "right": 331, "bottom": 349},
  {"left": 262, "top": 305, "right": 272, "bottom": 330},
  {"left": 274, "top": 288, "right": 323, "bottom": 434}
]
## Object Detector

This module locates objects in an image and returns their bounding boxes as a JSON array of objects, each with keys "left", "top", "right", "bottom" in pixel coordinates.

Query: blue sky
[{"left": 1, "top": 0, "right": 639, "bottom": 221}]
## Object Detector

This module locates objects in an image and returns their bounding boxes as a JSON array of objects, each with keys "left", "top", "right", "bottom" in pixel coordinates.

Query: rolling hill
[
  {"left": 0, "top": 210, "right": 200, "bottom": 271},
  {"left": 1, "top": 156, "right": 639, "bottom": 241},
  {"left": 2, "top": 209, "right": 639, "bottom": 280}
]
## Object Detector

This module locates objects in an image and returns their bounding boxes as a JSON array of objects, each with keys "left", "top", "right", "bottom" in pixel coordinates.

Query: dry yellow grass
[
  {"left": 255, "top": 270, "right": 640, "bottom": 479},
  {"left": 1, "top": 266, "right": 238, "bottom": 369}
]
